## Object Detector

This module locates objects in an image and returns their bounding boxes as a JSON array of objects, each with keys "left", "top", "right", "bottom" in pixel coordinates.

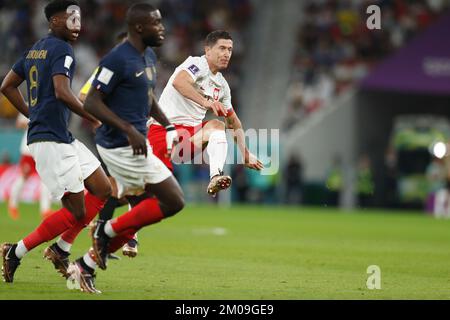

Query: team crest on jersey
[{"left": 213, "top": 88, "right": 220, "bottom": 101}]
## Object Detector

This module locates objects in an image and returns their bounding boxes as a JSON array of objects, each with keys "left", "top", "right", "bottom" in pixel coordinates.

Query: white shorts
[
  {"left": 97, "top": 143, "right": 172, "bottom": 198},
  {"left": 28, "top": 140, "right": 101, "bottom": 199}
]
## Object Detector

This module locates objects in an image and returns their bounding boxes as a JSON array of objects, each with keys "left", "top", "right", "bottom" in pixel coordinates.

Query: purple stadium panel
[{"left": 361, "top": 12, "right": 450, "bottom": 95}]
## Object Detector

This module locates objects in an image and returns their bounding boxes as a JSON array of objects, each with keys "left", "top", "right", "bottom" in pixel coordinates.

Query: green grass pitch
[{"left": 1, "top": 202, "right": 450, "bottom": 299}]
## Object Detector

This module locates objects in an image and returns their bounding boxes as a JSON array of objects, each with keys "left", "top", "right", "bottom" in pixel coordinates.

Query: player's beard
[{"left": 142, "top": 35, "right": 160, "bottom": 47}]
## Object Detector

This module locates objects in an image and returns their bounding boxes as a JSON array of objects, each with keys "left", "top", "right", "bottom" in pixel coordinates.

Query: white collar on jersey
[{"left": 200, "top": 55, "right": 223, "bottom": 85}]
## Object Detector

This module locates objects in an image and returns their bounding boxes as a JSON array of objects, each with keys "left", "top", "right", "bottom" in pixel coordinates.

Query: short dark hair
[
  {"left": 205, "top": 30, "right": 232, "bottom": 47},
  {"left": 44, "top": 0, "right": 80, "bottom": 21},
  {"left": 126, "top": 3, "right": 157, "bottom": 25}
]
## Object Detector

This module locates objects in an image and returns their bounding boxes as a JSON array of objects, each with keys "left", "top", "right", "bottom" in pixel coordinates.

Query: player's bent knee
[
  {"left": 62, "top": 192, "right": 87, "bottom": 221},
  {"left": 92, "top": 180, "right": 112, "bottom": 201},
  {"left": 173, "top": 195, "right": 185, "bottom": 213},
  {"left": 209, "top": 119, "right": 225, "bottom": 131},
  {"left": 100, "top": 184, "right": 113, "bottom": 201},
  {"left": 163, "top": 195, "right": 185, "bottom": 218}
]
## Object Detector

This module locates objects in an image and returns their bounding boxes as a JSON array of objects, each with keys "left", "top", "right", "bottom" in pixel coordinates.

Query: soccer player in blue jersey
[
  {"left": 0, "top": 0, "right": 111, "bottom": 287},
  {"left": 66, "top": 3, "right": 184, "bottom": 293},
  {"left": 78, "top": 31, "right": 140, "bottom": 259}
]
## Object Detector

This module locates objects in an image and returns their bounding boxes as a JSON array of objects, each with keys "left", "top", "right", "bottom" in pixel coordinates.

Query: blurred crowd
[
  {"left": 0, "top": 0, "right": 252, "bottom": 121},
  {"left": 0, "top": 0, "right": 255, "bottom": 205},
  {"left": 283, "top": 0, "right": 450, "bottom": 130}
]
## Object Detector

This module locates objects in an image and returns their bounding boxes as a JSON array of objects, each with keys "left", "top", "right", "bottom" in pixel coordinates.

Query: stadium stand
[{"left": 284, "top": 0, "right": 450, "bottom": 130}]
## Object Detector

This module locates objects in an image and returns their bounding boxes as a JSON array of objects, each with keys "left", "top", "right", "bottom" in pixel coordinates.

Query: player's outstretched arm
[
  {"left": 53, "top": 74, "right": 99, "bottom": 126},
  {"left": 172, "top": 70, "right": 227, "bottom": 116},
  {"left": 225, "top": 112, "right": 264, "bottom": 171},
  {"left": 0, "top": 70, "right": 29, "bottom": 118},
  {"left": 84, "top": 88, "right": 148, "bottom": 157}
]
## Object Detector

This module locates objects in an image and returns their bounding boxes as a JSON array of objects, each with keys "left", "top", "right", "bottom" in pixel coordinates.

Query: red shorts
[
  {"left": 19, "top": 154, "right": 37, "bottom": 175},
  {"left": 148, "top": 122, "right": 207, "bottom": 171}
]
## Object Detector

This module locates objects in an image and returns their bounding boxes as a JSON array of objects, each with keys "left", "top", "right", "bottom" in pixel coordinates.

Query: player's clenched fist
[
  {"left": 244, "top": 150, "right": 264, "bottom": 171},
  {"left": 125, "top": 125, "right": 148, "bottom": 157}
]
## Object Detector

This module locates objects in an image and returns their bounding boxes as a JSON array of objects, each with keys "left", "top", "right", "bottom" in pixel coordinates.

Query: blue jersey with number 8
[{"left": 12, "top": 34, "right": 76, "bottom": 144}]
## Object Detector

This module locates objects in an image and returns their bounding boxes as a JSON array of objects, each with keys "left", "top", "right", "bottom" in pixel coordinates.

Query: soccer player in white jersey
[
  {"left": 148, "top": 30, "right": 264, "bottom": 197},
  {"left": 7, "top": 113, "right": 54, "bottom": 220}
]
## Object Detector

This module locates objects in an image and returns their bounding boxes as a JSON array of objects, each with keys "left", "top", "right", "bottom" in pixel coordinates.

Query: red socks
[
  {"left": 108, "top": 228, "right": 138, "bottom": 253},
  {"left": 23, "top": 207, "right": 76, "bottom": 251},
  {"left": 61, "top": 192, "right": 106, "bottom": 244},
  {"left": 110, "top": 198, "right": 164, "bottom": 235},
  {"left": 22, "top": 192, "right": 105, "bottom": 251},
  {"left": 105, "top": 198, "right": 164, "bottom": 254}
]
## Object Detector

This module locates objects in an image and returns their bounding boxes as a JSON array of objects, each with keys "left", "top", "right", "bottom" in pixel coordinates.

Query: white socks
[
  {"left": 15, "top": 240, "right": 28, "bottom": 259},
  {"left": 104, "top": 220, "right": 117, "bottom": 238},
  {"left": 9, "top": 175, "right": 25, "bottom": 208},
  {"left": 57, "top": 238, "right": 72, "bottom": 253},
  {"left": 207, "top": 130, "right": 228, "bottom": 178},
  {"left": 83, "top": 252, "right": 98, "bottom": 270}
]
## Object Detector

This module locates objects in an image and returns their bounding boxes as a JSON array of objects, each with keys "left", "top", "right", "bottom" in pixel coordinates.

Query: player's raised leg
[
  {"left": 43, "top": 148, "right": 111, "bottom": 279},
  {"left": 69, "top": 173, "right": 184, "bottom": 292},
  {"left": 189, "top": 119, "right": 232, "bottom": 196},
  {"left": 150, "top": 30, "right": 264, "bottom": 198},
  {"left": 81, "top": 174, "right": 184, "bottom": 274},
  {"left": 2, "top": 191, "right": 83, "bottom": 283},
  {"left": 3, "top": 141, "right": 111, "bottom": 282}
]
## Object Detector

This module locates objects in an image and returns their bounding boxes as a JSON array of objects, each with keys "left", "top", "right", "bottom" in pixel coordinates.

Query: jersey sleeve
[
  {"left": 91, "top": 52, "right": 124, "bottom": 96},
  {"left": 51, "top": 41, "right": 75, "bottom": 78},
  {"left": 79, "top": 67, "right": 99, "bottom": 95},
  {"left": 179, "top": 56, "right": 208, "bottom": 81},
  {"left": 12, "top": 54, "right": 26, "bottom": 79}
]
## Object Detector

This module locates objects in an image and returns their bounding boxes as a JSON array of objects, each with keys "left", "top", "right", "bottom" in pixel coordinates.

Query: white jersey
[{"left": 157, "top": 55, "right": 233, "bottom": 127}]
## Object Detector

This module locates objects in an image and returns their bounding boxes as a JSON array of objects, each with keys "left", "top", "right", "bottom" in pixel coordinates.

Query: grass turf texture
[{"left": 0, "top": 202, "right": 450, "bottom": 300}]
